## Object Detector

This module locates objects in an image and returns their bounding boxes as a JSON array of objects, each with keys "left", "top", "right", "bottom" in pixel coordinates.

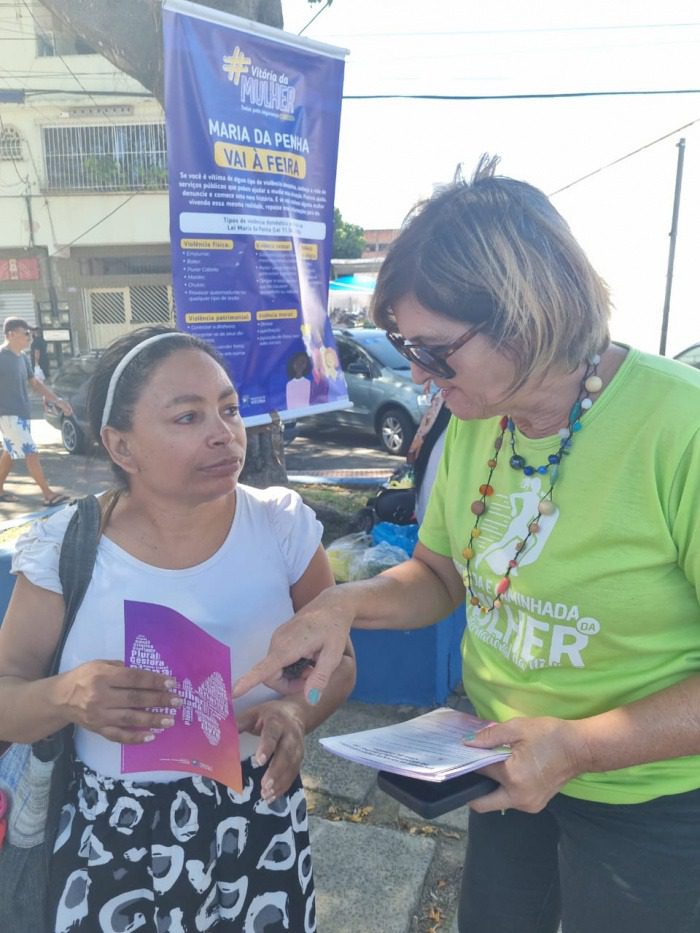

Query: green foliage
[
  {"left": 333, "top": 207, "right": 366, "bottom": 259},
  {"left": 83, "top": 155, "right": 124, "bottom": 188}
]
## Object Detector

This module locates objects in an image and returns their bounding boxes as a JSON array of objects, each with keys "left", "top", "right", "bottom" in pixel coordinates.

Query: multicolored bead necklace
[{"left": 463, "top": 355, "right": 602, "bottom": 614}]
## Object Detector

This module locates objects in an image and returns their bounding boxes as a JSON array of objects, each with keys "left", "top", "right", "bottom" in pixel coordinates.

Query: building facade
[{"left": 0, "top": 0, "right": 172, "bottom": 366}]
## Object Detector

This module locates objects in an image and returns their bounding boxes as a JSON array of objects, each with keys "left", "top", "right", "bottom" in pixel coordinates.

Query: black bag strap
[
  {"left": 50, "top": 495, "right": 102, "bottom": 677},
  {"left": 32, "top": 496, "right": 102, "bottom": 763}
]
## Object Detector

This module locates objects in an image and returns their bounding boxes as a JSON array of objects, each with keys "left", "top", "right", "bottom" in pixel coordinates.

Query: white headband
[{"left": 100, "top": 332, "right": 184, "bottom": 430}]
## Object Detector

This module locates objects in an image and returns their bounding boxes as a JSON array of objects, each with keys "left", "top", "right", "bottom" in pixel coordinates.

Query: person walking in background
[
  {"left": 236, "top": 156, "right": 700, "bottom": 933},
  {"left": 30, "top": 324, "right": 50, "bottom": 381},
  {"left": 0, "top": 316, "right": 72, "bottom": 506}
]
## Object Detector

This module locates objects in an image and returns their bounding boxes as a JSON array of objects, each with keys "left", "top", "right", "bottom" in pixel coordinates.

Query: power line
[
  {"left": 316, "top": 23, "right": 700, "bottom": 39},
  {"left": 342, "top": 88, "right": 700, "bottom": 101},
  {"left": 5, "top": 86, "right": 700, "bottom": 103},
  {"left": 298, "top": 1, "right": 333, "bottom": 37},
  {"left": 19, "top": 0, "right": 133, "bottom": 124},
  {"left": 48, "top": 193, "right": 137, "bottom": 256},
  {"left": 549, "top": 118, "right": 699, "bottom": 195}
]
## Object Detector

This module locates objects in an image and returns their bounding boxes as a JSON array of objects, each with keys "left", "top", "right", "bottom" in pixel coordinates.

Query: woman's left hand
[
  {"left": 465, "top": 716, "right": 589, "bottom": 814},
  {"left": 237, "top": 700, "right": 307, "bottom": 803}
]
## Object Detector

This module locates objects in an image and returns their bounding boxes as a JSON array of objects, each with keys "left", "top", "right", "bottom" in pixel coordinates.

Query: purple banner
[
  {"left": 163, "top": 0, "right": 349, "bottom": 424},
  {"left": 123, "top": 599, "right": 242, "bottom": 791}
]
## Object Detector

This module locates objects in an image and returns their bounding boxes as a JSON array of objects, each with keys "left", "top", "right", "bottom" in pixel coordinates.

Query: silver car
[
  {"left": 674, "top": 343, "right": 700, "bottom": 369},
  {"left": 299, "top": 328, "right": 431, "bottom": 456}
]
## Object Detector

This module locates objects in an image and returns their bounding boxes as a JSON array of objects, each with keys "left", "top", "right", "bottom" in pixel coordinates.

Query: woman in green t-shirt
[{"left": 236, "top": 156, "right": 700, "bottom": 933}]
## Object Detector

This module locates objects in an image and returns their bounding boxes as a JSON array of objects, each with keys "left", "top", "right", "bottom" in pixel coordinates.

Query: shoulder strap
[
  {"left": 32, "top": 495, "right": 102, "bottom": 761},
  {"left": 49, "top": 495, "right": 102, "bottom": 677}
]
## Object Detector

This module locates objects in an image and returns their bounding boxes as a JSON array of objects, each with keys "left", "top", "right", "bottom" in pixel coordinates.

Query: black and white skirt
[{"left": 49, "top": 758, "right": 316, "bottom": 932}]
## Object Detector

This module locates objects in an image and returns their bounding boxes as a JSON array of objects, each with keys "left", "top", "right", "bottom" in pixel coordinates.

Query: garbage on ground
[
  {"left": 371, "top": 521, "right": 418, "bottom": 557},
  {"left": 327, "top": 529, "right": 412, "bottom": 582}
]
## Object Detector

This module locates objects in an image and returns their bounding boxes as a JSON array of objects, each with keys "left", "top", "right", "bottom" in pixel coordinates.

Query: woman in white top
[{"left": 0, "top": 326, "right": 355, "bottom": 932}]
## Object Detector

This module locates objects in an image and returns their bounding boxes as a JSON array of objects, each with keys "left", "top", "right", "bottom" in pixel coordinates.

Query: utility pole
[{"left": 659, "top": 138, "right": 685, "bottom": 356}]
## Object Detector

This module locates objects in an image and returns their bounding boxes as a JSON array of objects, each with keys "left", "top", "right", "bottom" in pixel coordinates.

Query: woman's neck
[
  {"left": 508, "top": 344, "right": 626, "bottom": 439},
  {"left": 105, "top": 489, "right": 238, "bottom": 569}
]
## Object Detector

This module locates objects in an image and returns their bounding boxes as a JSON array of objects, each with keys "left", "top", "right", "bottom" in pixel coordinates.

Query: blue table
[{"left": 349, "top": 605, "right": 465, "bottom": 706}]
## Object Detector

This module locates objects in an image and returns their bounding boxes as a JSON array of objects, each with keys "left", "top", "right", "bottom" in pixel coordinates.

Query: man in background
[
  {"left": 0, "top": 317, "right": 72, "bottom": 505},
  {"left": 30, "top": 324, "right": 50, "bottom": 381}
]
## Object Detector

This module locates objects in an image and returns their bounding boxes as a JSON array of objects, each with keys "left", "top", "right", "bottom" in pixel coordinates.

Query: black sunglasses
[{"left": 386, "top": 326, "right": 481, "bottom": 378}]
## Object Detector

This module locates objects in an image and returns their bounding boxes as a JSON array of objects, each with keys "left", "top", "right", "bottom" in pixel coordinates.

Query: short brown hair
[{"left": 372, "top": 155, "right": 611, "bottom": 385}]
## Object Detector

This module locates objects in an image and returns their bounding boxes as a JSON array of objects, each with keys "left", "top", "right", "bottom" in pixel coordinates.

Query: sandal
[
  {"left": 0, "top": 492, "right": 19, "bottom": 503},
  {"left": 43, "top": 494, "right": 70, "bottom": 507}
]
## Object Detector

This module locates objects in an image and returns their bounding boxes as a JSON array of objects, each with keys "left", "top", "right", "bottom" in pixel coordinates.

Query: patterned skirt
[{"left": 49, "top": 758, "right": 316, "bottom": 932}]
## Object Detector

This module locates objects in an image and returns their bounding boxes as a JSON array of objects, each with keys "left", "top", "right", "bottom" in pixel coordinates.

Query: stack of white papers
[{"left": 320, "top": 707, "right": 510, "bottom": 782}]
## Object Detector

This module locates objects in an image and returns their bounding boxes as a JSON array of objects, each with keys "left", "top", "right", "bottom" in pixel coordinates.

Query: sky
[{"left": 281, "top": 0, "right": 700, "bottom": 356}]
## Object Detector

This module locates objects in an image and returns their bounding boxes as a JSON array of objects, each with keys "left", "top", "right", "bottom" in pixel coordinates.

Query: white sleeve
[
  {"left": 10, "top": 505, "right": 76, "bottom": 595},
  {"left": 262, "top": 487, "right": 323, "bottom": 585}
]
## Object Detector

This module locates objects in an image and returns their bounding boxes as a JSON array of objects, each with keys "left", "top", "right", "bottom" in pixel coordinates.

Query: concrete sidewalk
[{"left": 302, "top": 699, "right": 468, "bottom": 933}]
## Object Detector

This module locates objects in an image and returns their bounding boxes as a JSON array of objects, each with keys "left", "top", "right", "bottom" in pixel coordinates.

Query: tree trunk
[
  {"left": 37, "top": 0, "right": 289, "bottom": 487},
  {"left": 240, "top": 420, "right": 287, "bottom": 488}
]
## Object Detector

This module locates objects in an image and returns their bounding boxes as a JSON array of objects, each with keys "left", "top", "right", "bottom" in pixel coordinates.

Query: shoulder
[
  {"left": 237, "top": 483, "right": 320, "bottom": 536},
  {"left": 11, "top": 503, "right": 77, "bottom": 593},
  {"left": 236, "top": 483, "right": 308, "bottom": 519},
  {"left": 236, "top": 484, "right": 322, "bottom": 578},
  {"left": 14, "top": 503, "right": 76, "bottom": 552},
  {"left": 619, "top": 346, "right": 699, "bottom": 391},
  {"left": 618, "top": 348, "right": 700, "bottom": 429}
]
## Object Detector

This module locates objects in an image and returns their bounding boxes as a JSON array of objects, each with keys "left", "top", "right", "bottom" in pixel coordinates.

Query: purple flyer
[{"left": 122, "top": 600, "right": 242, "bottom": 791}]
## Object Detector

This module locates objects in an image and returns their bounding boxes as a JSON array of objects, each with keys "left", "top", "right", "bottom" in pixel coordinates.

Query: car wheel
[
  {"left": 378, "top": 407, "right": 415, "bottom": 456},
  {"left": 61, "top": 416, "right": 86, "bottom": 455}
]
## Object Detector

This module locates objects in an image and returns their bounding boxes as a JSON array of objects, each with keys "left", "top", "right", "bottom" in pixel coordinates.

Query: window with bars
[
  {"left": 0, "top": 126, "right": 23, "bottom": 161},
  {"left": 43, "top": 123, "right": 168, "bottom": 192},
  {"left": 89, "top": 287, "right": 174, "bottom": 327}
]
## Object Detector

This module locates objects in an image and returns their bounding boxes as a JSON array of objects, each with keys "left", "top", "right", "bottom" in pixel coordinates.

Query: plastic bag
[
  {"left": 327, "top": 532, "right": 372, "bottom": 583},
  {"left": 372, "top": 521, "right": 419, "bottom": 557},
  {"left": 348, "top": 541, "right": 410, "bottom": 580}
]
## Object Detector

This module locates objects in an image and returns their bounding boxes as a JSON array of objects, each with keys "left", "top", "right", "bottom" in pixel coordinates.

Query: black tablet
[{"left": 377, "top": 770, "right": 498, "bottom": 819}]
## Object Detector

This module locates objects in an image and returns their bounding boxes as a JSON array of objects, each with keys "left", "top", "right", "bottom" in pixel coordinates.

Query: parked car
[
  {"left": 299, "top": 328, "right": 431, "bottom": 456},
  {"left": 674, "top": 343, "right": 700, "bottom": 369},
  {"left": 44, "top": 352, "right": 101, "bottom": 454}
]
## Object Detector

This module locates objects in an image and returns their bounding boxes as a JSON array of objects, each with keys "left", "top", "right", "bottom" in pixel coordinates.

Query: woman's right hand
[
  {"left": 58, "top": 660, "right": 181, "bottom": 744},
  {"left": 233, "top": 586, "right": 357, "bottom": 705}
]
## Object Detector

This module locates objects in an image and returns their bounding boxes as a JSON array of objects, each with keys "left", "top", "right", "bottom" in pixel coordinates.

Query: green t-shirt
[{"left": 419, "top": 347, "right": 700, "bottom": 804}]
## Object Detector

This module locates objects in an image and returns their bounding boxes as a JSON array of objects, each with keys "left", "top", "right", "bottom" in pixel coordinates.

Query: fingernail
[
  {"left": 143, "top": 733, "right": 155, "bottom": 743},
  {"left": 161, "top": 716, "right": 175, "bottom": 728},
  {"left": 308, "top": 688, "right": 321, "bottom": 706},
  {"left": 254, "top": 752, "right": 267, "bottom": 767},
  {"left": 170, "top": 696, "right": 183, "bottom": 707},
  {"left": 164, "top": 678, "right": 177, "bottom": 689}
]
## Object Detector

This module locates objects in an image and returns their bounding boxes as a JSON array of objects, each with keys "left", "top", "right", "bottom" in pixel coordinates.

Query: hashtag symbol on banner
[{"left": 222, "top": 46, "right": 251, "bottom": 84}]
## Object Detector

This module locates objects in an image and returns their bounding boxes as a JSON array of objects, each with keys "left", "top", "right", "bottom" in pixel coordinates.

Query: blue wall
[{"left": 0, "top": 547, "right": 15, "bottom": 616}]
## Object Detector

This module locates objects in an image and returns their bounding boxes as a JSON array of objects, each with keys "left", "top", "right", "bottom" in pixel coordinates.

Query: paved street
[{"left": 0, "top": 416, "right": 398, "bottom": 526}]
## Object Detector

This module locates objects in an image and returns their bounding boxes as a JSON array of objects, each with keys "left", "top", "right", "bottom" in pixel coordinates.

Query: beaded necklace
[{"left": 462, "top": 355, "right": 602, "bottom": 614}]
